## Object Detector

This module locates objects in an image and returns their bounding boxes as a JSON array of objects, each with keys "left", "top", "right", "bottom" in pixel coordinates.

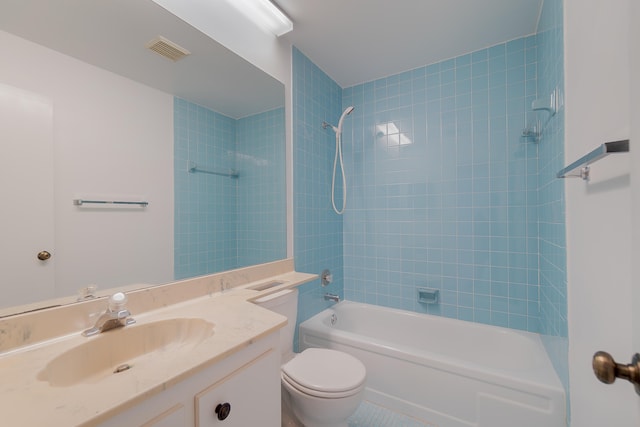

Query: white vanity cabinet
[
  {"left": 194, "top": 347, "right": 278, "bottom": 426},
  {"left": 97, "top": 333, "right": 280, "bottom": 427}
]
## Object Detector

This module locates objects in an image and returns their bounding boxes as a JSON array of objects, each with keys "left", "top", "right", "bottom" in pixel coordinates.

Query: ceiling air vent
[{"left": 145, "top": 36, "right": 190, "bottom": 62}]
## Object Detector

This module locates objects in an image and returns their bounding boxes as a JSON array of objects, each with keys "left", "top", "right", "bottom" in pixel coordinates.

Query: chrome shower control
[{"left": 321, "top": 269, "right": 333, "bottom": 286}]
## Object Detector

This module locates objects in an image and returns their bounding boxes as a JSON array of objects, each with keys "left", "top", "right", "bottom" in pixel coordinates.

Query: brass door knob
[
  {"left": 37, "top": 251, "right": 51, "bottom": 261},
  {"left": 593, "top": 351, "right": 640, "bottom": 395}
]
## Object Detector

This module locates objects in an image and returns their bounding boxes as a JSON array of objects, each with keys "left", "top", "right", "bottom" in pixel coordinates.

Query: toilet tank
[{"left": 254, "top": 288, "right": 298, "bottom": 359}]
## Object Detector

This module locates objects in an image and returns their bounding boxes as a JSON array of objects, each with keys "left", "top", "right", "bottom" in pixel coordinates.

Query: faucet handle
[
  {"left": 110, "top": 293, "right": 135, "bottom": 324},
  {"left": 115, "top": 309, "right": 131, "bottom": 320},
  {"left": 81, "top": 292, "right": 135, "bottom": 337},
  {"left": 108, "top": 292, "right": 128, "bottom": 312}
]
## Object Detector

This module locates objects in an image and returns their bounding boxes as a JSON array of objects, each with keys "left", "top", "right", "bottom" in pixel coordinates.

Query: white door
[
  {"left": 0, "top": 83, "right": 55, "bottom": 308},
  {"left": 597, "top": 0, "right": 640, "bottom": 421},
  {"left": 631, "top": 0, "right": 640, "bottom": 420},
  {"left": 565, "top": 0, "right": 639, "bottom": 424}
]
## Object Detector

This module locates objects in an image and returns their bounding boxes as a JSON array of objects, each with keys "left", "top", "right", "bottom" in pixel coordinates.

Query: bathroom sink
[{"left": 37, "top": 318, "right": 214, "bottom": 387}]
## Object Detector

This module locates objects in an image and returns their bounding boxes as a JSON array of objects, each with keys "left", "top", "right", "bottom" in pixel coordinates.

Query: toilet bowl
[
  {"left": 254, "top": 289, "right": 366, "bottom": 427},
  {"left": 281, "top": 348, "right": 365, "bottom": 427}
]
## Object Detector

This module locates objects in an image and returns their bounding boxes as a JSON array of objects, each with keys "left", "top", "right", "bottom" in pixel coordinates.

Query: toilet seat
[
  {"left": 281, "top": 348, "right": 366, "bottom": 398},
  {"left": 282, "top": 372, "right": 362, "bottom": 399}
]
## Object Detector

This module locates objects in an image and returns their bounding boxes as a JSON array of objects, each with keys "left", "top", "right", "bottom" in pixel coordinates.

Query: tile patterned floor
[
  {"left": 282, "top": 398, "right": 436, "bottom": 427},
  {"left": 347, "top": 401, "right": 437, "bottom": 427}
]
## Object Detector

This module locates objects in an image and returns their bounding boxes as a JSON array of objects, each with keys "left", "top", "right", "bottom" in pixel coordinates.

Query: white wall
[
  {"left": 564, "top": 0, "right": 637, "bottom": 424},
  {"left": 0, "top": 30, "right": 174, "bottom": 298}
]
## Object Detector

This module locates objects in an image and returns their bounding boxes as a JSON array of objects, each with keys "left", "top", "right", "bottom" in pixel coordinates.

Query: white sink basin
[{"left": 37, "top": 318, "right": 214, "bottom": 387}]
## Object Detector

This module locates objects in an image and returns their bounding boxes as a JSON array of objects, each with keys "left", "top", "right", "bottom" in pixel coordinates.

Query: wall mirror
[{"left": 0, "top": 0, "right": 287, "bottom": 316}]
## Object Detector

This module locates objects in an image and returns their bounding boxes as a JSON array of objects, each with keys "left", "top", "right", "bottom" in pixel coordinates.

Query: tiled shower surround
[
  {"left": 536, "top": 0, "right": 569, "bottom": 402},
  {"left": 338, "top": 3, "right": 566, "bottom": 339},
  {"left": 342, "top": 35, "right": 541, "bottom": 332},
  {"left": 174, "top": 98, "right": 286, "bottom": 279},
  {"left": 293, "top": 1, "right": 567, "bottom": 397},
  {"left": 292, "top": 47, "right": 345, "bottom": 334}
]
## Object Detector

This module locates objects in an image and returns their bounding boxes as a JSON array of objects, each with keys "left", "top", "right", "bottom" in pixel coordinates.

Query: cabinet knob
[
  {"left": 37, "top": 250, "right": 52, "bottom": 261},
  {"left": 215, "top": 402, "right": 231, "bottom": 421}
]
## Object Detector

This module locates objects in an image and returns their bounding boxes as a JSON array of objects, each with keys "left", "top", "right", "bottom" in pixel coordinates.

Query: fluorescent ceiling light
[{"left": 224, "top": 0, "right": 293, "bottom": 37}]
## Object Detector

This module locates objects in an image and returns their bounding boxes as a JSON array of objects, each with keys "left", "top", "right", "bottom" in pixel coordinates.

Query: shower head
[
  {"left": 337, "top": 106, "right": 355, "bottom": 134},
  {"left": 322, "top": 106, "right": 355, "bottom": 134}
]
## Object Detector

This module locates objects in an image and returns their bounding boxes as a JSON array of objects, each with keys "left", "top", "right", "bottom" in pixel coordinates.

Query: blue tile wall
[
  {"left": 236, "top": 108, "right": 287, "bottom": 266},
  {"left": 536, "top": 0, "right": 569, "bottom": 410},
  {"left": 292, "top": 47, "right": 344, "bottom": 349},
  {"left": 341, "top": 36, "right": 541, "bottom": 332},
  {"left": 175, "top": 98, "right": 238, "bottom": 278},
  {"left": 175, "top": 99, "right": 286, "bottom": 279}
]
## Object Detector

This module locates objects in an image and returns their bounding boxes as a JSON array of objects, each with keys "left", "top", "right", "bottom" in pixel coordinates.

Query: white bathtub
[{"left": 299, "top": 301, "right": 566, "bottom": 427}]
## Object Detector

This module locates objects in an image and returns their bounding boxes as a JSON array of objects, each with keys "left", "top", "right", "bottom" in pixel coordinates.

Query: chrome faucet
[
  {"left": 82, "top": 292, "right": 135, "bottom": 337},
  {"left": 324, "top": 293, "right": 340, "bottom": 303}
]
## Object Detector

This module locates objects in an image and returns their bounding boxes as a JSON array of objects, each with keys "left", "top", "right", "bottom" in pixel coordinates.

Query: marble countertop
[{"left": 0, "top": 260, "right": 316, "bottom": 426}]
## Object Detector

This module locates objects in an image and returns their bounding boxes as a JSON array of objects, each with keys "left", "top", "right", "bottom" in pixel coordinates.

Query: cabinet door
[
  {"left": 141, "top": 404, "right": 186, "bottom": 427},
  {"left": 195, "top": 349, "right": 280, "bottom": 427}
]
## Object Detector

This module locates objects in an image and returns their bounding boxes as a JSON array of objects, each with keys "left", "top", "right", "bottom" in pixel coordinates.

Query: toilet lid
[{"left": 282, "top": 348, "right": 366, "bottom": 394}]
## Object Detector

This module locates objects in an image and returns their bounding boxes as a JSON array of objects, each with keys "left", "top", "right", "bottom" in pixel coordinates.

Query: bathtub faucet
[
  {"left": 82, "top": 292, "right": 135, "bottom": 336},
  {"left": 324, "top": 293, "right": 340, "bottom": 303}
]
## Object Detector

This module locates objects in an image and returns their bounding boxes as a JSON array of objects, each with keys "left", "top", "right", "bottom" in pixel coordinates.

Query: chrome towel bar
[
  {"left": 188, "top": 161, "right": 239, "bottom": 178},
  {"left": 73, "top": 199, "right": 148, "bottom": 207},
  {"left": 556, "top": 139, "right": 629, "bottom": 181}
]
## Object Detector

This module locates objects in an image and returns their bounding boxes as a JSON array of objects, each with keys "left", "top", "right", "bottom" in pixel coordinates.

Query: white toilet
[{"left": 255, "top": 288, "right": 366, "bottom": 427}]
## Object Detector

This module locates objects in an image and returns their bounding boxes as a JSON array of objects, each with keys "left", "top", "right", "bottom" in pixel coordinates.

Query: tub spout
[{"left": 324, "top": 293, "right": 340, "bottom": 303}]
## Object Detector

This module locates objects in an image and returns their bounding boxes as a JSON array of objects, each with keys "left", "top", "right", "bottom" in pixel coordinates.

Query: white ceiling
[
  {"left": 1, "top": 0, "right": 544, "bottom": 112},
  {"left": 278, "top": 0, "right": 544, "bottom": 87}
]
